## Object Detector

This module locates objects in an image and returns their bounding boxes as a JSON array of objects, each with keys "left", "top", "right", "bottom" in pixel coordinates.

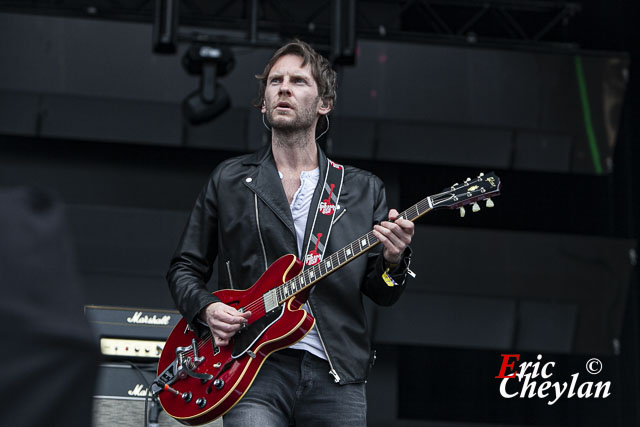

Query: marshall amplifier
[
  {"left": 93, "top": 363, "right": 222, "bottom": 427},
  {"left": 85, "top": 305, "right": 181, "bottom": 360}
]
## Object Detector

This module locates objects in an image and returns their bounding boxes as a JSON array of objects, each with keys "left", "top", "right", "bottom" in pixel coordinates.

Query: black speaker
[{"left": 92, "top": 364, "right": 222, "bottom": 427}]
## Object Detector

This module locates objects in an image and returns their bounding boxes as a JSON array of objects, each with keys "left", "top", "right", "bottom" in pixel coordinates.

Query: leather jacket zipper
[
  {"left": 254, "top": 193, "right": 268, "bottom": 271},
  {"left": 307, "top": 301, "right": 341, "bottom": 383},
  {"left": 225, "top": 260, "right": 234, "bottom": 289}
]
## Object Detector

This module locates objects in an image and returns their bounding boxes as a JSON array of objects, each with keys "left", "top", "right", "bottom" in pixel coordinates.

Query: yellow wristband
[{"left": 382, "top": 268, "right": 399, "bottom": 287}]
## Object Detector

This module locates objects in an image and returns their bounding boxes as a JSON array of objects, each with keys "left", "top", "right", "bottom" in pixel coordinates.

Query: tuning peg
[
  {"left": 464, "top": 177, "right": 471, "bottom": 183},
  {"left": 472, "top": 202, "right": 480, "bottom": 213},
  {"left": 478, "top": 172, "right": 485, "bottom": 178},
  {"left": 459, "top": 207, "right": 466, "bottom": 217},
  {"left": 485, "top": 198, "right": 494, "bottom": 208}
]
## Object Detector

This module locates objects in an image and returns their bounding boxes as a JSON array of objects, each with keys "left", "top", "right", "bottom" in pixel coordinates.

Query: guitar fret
[
  {"left": 336, "top": 252, "right": 342, "bottom": 266},
  {"left": 368, "top": 231, "right": 377, "bottom": 245}
]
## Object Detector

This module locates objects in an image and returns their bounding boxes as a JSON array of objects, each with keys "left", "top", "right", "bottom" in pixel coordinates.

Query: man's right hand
[{"left": 200, "top": 302, "right": 251, "bottom": 347}]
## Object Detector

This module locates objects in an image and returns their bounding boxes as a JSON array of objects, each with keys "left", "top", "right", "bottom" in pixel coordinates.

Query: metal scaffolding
[{"left": 0, "top": 0, "right": 582, "bottom": 51}]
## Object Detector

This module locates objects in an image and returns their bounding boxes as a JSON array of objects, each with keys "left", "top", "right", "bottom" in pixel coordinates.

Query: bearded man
[{"left": 167, "top": 39, "right": 414, "bottom": 426}]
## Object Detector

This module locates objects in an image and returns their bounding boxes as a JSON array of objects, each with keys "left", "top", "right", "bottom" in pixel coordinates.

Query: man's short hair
[{"left": 254, "top": 39, "right": 337, "bottom": 110}]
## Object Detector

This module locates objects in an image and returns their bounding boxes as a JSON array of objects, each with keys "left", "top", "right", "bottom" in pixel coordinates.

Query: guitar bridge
[{"left": 153, "top": 338, "right": 209, "bottom": 393}]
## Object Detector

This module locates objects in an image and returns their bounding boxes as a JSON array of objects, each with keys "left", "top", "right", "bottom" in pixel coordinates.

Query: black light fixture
[{"left": 181, "top": 44, "right": 235, "bottom": 125}]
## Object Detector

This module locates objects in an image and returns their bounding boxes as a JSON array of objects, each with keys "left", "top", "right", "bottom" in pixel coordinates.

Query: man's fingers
[
  {"left": 377, "top": 223, "right": 412, "bottom": 246},
  {"left": 213, "top": 335, "right": 230, "bottom": 347},
  {"left": 374, "top": 225, "right": 402, "bottom": 247},
  {"left": 381, "top": 218, "right": 414, "bottom": 234},
  {"left": 215, "top": 307, "right": 251, "bottom": 324}
]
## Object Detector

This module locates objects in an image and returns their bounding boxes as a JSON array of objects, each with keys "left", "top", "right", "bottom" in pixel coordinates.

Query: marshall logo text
[
  {"left": 128, "top": 384, "right": 151, "bottom": 397},
  {"left": 126, "top": 312, "right": 171, "bottom": 326}
]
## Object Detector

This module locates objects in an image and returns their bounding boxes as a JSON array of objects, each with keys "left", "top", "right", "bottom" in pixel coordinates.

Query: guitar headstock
[{"left": 431, "top": 172, "right": 501, "bottom": 216}]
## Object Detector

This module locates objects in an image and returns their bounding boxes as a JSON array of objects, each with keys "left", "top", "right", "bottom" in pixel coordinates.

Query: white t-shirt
[{"left": 278, "top": 168, "right": 327, "bottom": 360}]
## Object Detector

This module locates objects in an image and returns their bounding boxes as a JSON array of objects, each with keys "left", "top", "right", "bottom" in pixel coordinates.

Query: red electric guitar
[{"left": 153, "top": 173, "right": 501, "bottom": 425}]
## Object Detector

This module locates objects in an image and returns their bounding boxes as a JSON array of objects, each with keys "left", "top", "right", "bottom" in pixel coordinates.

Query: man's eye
[{"left": 270, "top": 78, "right": 281, "bottom": 84}]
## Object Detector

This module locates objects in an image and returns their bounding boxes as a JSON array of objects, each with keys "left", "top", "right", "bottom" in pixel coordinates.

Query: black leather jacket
[{"left": 167, "top": 144, "right": 411, "bottom": 384}]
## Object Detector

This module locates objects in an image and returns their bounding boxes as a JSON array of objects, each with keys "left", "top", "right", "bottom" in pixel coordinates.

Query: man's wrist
[{"left": 383, "top": 247, "right": 412, "bottom": 274}]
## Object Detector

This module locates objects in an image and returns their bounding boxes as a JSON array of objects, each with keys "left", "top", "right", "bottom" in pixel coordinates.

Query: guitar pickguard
[{"left": 231, "top": 304, "right": 285, "bottom": 359}]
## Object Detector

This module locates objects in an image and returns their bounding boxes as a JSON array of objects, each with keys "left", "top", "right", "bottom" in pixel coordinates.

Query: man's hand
[
  {"left": 372, "top": 208, "right": 414, "bottom": 265},
  {"left": 200, "top": 302, "right": 251, "bottom": 347}
]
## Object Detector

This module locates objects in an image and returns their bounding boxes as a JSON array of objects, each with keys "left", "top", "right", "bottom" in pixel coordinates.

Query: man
[{"left": 167, "top": 39, "right": 414, "bottom": 426}]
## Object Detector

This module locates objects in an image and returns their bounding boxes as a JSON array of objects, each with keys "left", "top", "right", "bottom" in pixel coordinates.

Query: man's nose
[{"left": 279, "top": 78, "right": 292, "bottom": 94}]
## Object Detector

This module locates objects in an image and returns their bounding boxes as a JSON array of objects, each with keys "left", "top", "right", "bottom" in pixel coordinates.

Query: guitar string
[
  {"left": 228, "top": 194, "right": 444, "bottom": 315},
  {"left": 229, "top": 196, "right": 437, "bottom": 316},
  {"left": 232, "top": 188, "right": 466, "bottom": 317}
]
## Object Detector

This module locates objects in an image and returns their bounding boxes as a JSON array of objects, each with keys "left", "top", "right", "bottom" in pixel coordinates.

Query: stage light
[{"left": 181, "top": 44, "right": 235, "bottom": 125}]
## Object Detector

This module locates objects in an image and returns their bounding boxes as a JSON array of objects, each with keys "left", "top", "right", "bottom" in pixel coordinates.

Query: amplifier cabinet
[
  {"left": 93, "top": 363, "right": 222, "bottom": 427},
  {"left": 85, "top": 305, "right": 181, "bottom": 360}
]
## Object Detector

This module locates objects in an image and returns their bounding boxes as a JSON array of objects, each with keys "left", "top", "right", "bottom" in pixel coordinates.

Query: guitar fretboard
[{"left": 272, "top": 195, "right": 434, "bottom": 303}]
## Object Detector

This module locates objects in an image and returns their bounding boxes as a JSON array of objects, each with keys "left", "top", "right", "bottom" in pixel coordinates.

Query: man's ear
[
  {"left": 318, "top": 100, "right": 332, "bottom": 115},
  {"left": 261, "top": 101, "right": 266, "bottom": 114}
]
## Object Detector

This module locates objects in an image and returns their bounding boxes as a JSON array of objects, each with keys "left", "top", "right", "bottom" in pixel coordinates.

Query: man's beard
[{"left": 266, "top": 100, "right": 318, "bottom": 134}]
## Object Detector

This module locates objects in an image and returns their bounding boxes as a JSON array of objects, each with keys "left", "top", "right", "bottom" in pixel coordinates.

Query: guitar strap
[{"left": 302, "top": 159, "right": 344, "bottom": 269}]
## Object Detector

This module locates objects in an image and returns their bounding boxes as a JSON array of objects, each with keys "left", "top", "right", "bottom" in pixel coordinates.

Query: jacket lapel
[{"left": 242, "top": 145, "right": 296, "bottom": 238}]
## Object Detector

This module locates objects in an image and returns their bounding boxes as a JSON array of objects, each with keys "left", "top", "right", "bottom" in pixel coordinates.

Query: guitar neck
[
  {"left": 269, "top": 171, "right": 501, "bottom": 305},
  {"left": 272, "top": 196, "right": 434, "bottom": 304}
]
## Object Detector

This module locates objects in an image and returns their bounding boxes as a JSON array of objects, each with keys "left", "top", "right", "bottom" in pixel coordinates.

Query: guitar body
[{"left": 157, "top": 254, "right": 314, "bottom": 425}]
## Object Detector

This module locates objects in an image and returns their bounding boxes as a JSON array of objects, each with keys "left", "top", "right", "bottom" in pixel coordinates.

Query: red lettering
[{"left": 495, "top": 354, "right": 520, "bottom": 379}]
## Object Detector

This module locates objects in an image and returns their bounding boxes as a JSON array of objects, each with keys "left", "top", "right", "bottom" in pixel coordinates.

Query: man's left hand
[{"left": 372, "top": 208, "right": 414, "bottom": 265}]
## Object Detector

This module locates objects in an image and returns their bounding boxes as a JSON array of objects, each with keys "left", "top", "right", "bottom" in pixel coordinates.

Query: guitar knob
[
  {"left": 485, "top": 198, "right": 494, "bottom": 208},
  {"left": 472, "top": 202, "right": 480, "bottom": 213},
  {"left": 195, "top": 397, "right": 207, "bottom": 408},
  {"left": 213, "top": 379, "right": 225, "bottom": 390},
  {"left": 459, "top": 207, "right": 465, "bottom": 218},
  {"left": 182, "top": 392, "right": 192, "bottom": 402}
]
